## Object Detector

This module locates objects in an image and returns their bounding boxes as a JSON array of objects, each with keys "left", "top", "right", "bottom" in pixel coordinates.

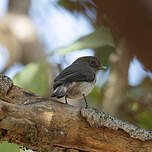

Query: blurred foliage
[
  {"left": 127, "top": 77, "right": 152, "bottom": 107},
  {"left": 0, "top": 142, "right": 20, "bottom": 152},
  {"left": 51, "top": 27, "right": 115, "bottom": 55},
  {"left": 129, "top": 102, "right": 139, "bottom": 112},
  {"left": 88, "top": 86, "right": 100, "bottom": 105},
  {"left": 13, "top": 63, "right": 48, "bottom": 96},
  {"left": 137, "top": 111, "right": 152, "bottom": 130},
  {"left": 95, "top": 46, "right": 114, "bottom": 66},
  {"left": 122, "top": 77, "right": 152, "bottom": 129},
  {"left": 88, "top": 86, "right": 105, "bottom": 109},
  {"left": 0, "top": 0, "right": 152, "bottom": 151},
  {"left": 58, "top": 0, "right": 86, "bottom": 13}
]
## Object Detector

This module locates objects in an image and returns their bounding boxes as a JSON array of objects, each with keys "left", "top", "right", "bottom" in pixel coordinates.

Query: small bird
[{"left": 51, "top": 56, "right": 106, "bottom": 107}]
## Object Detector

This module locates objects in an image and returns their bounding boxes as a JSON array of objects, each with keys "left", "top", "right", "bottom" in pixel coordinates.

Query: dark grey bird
[{"left": 51, "top": 56, "right": 106, "bottom": 107}]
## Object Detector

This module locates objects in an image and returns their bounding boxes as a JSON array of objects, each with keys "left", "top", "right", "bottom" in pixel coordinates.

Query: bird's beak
[{"left": 98, "top": 65, "right": 107, "bottom": 70}]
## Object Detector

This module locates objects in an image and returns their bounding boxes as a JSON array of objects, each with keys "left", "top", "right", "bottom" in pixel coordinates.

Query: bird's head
[{"left": 73, "top": 56, "right": 107, "bottom": 71}]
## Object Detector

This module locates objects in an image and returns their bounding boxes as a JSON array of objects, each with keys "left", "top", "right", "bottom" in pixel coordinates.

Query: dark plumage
[{"left": 51, "top": 56, "right": 106, "bottom": 107}]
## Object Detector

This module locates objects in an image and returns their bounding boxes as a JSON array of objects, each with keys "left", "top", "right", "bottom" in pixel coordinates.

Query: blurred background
[{"left": 0, "top": 0, "right": 152, "bottom": 151}]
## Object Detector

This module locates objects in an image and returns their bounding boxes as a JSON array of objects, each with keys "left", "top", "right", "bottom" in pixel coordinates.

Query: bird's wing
[{"left": 53, "top": 63, "right": 95, "bottom": 89}]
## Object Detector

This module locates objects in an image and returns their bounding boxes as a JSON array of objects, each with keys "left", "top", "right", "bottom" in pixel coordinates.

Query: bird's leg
[
  {"left": 82, "top": 94, "right": 88, "bottom": 108},
  {"left": 65, "top": 96, "right": 68, "bottom": 104}
]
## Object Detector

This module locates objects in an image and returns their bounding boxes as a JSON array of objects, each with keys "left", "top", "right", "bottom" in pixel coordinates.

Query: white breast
[
  {"left": 79, "top": 81, "right": 95, "bottom": 96},
  {"left": 66, "top": 79, "right": 96, "bottom": 99}
]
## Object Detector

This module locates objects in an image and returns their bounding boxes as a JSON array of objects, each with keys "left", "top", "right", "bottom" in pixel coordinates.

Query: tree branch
[{"left": 0, "top": 74, "right": 152, "bottom": 152}]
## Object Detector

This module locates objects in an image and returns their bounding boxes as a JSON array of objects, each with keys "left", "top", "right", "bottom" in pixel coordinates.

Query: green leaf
[
  {"left": 13, "top": 63, "right": 48, "bottom": 96},
  {"left": 137, "top": 111, "right": 152, "bottom": 129},
  {"left": 50, "top": 27, "right": 115, "bottom": 55},
  {"left": 0, "top": 142, "right": 20, "bottom": 152}
]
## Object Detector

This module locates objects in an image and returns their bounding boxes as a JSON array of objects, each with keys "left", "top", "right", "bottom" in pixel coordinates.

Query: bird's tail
[{"left": 51, "top": 85, "right": 67, "bottom": 98}]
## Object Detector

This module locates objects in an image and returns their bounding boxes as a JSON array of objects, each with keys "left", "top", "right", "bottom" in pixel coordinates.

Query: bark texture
[{"left": 0, "top": 75, "right": 151, "bottom": 152}]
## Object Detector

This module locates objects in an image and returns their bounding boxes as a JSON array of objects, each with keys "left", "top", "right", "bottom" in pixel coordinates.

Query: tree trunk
[{"left": 102, "top": 41, "right": 131, "bottom": 116}]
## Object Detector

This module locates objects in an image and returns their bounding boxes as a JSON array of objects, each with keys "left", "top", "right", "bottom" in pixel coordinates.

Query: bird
[{"left": 51, "top": 56, "right": 106, "bottom": 108}]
